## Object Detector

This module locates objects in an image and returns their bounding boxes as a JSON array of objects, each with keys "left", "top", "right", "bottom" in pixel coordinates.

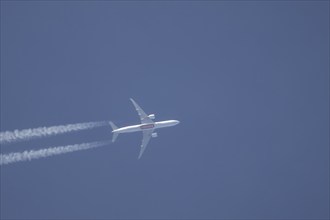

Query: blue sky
[{"left": 1, "top": 1, "right": 329, "bottom": 219}]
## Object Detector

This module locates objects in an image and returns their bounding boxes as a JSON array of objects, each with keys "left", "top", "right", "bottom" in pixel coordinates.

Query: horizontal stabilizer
[
  {"left": 109, "top": 121, "right": 119, "bottom": 142},
  {"left": 112, "top": 133, "right": 118, "bottom": 143},
  {"left": 109, "top": 121, "right": 118, "bottom": 130}
]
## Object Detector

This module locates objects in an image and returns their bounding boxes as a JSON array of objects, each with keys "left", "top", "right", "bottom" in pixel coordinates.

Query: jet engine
[
  {"left": 148, "top": 114, "right": 155, "bottom": 120},
  {"left": 151, "top": 132, "right": 158, "bottom": 138}
]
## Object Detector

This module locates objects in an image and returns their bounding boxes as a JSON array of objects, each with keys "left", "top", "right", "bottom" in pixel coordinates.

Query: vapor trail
[
  {"left": 0, "top": 121, "right": 109, "bottom": 145},
  {"left": 0, "top": 140, "right": 111, "bottom": 165}
]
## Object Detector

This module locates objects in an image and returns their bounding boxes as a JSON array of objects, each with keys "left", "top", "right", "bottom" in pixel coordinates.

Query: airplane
[{"left": 109, "top": 98, "right": 180, "bottom": 159}]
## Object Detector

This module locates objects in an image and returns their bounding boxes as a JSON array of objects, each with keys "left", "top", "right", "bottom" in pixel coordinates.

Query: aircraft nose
[{"left": 175, "top": 120, "right": 180, "bottom": 125}]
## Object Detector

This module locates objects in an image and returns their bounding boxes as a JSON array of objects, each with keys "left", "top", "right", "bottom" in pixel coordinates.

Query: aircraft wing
[
  {"left": 130, "top": 98, "right": 154, "bottom": 124},
  {"left": 138, "top": 130, "right": 153, "bottom": 159}
]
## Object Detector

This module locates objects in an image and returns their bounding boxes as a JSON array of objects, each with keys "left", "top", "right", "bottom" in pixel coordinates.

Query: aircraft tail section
[
  {"left": 112, "top": 133, "right": 118, "bottom": 143},
  {"left": 109, "top": 121, "right": 119, "bottom": 142},
  {"left": 109, "top": 121, "right": 118, "bottom": 130}
]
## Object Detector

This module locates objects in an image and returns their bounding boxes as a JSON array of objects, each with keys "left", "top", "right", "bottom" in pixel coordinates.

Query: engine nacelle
[
  {"left": 151, "top": 132, "right": 158, "bottom": 138},
  {"left": 148, "top": 114, "right": 155, "bottom": 120}
]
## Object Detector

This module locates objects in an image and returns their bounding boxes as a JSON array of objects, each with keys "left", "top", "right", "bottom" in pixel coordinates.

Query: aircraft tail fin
[{"left": 109, "top": 121, "right": 119, "bottom": 142}]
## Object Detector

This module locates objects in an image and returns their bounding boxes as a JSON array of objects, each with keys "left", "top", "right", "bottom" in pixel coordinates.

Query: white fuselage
[{"left": 112, "top": 120, "right": 180, "bottom": 134}]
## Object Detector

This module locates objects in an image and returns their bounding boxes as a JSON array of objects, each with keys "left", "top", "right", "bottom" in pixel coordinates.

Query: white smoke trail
[
  {"left": 0, "top": 121, "right": 109, "bottom": 145},
  {"left": 0, "top": 140, "right": 111, "bottom": 165}
]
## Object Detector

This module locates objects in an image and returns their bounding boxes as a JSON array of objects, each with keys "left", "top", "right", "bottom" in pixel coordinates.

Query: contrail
[
  {"left": 0, "top": 140, "right": 111, "bottom": 165},
  {"left": 0, "top": 121, "right": 109, "bottom": 145}
]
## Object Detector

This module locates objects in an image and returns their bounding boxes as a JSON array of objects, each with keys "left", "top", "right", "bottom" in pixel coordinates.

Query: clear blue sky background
[{"left": 1, "top": 1, "right": 329, "bottom": 219}]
